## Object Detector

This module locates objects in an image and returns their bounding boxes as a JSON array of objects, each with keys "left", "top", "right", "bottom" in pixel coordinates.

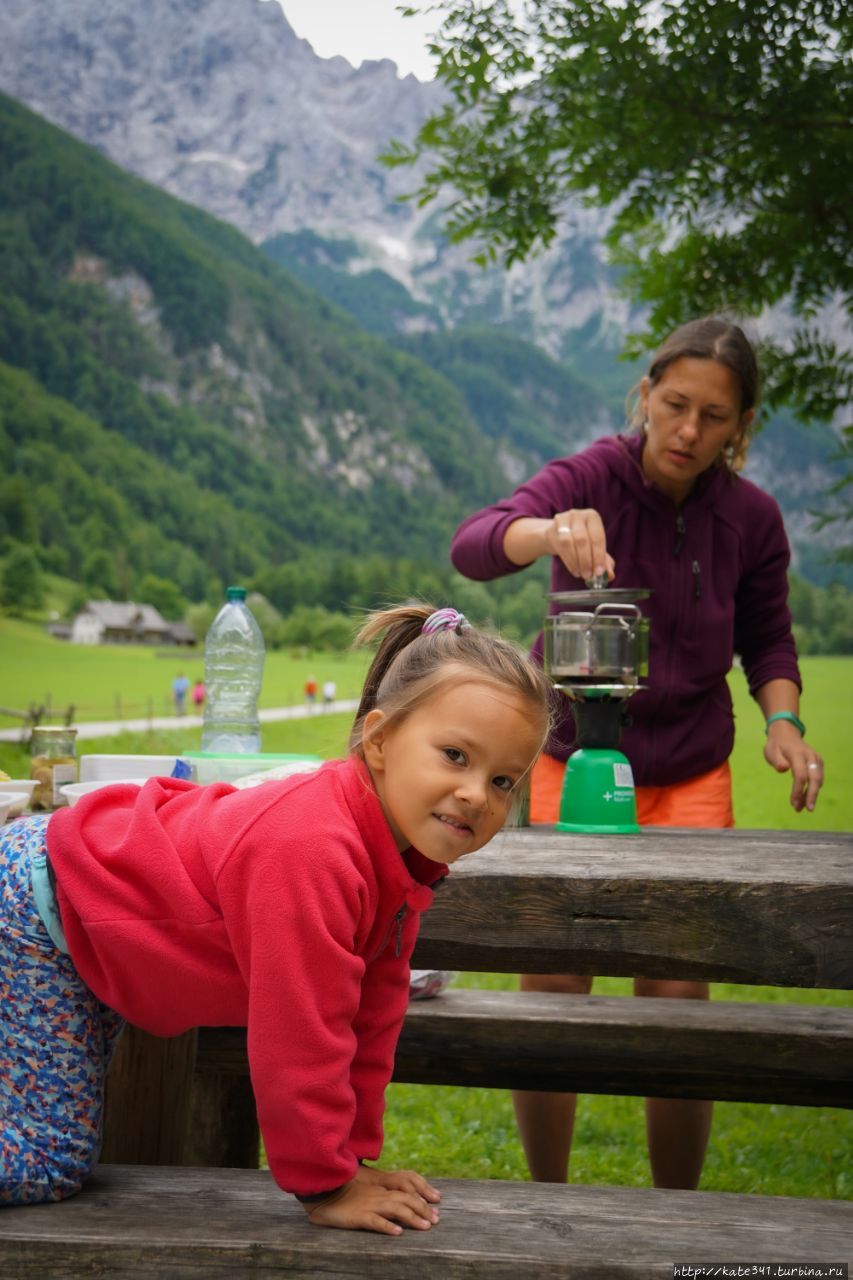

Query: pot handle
[{"left": 592, "top": 602, "right": 642, "bottom": 627}]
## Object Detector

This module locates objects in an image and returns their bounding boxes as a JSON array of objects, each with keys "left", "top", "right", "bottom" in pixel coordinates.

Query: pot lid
[{"left": 548, "top": 587, "right": 652, "bottom": 607}]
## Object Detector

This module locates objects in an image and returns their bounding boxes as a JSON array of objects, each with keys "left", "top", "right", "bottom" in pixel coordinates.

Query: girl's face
[
  {"left": 640, "top": 357, "right": 754, "bottom": 504},
  {"left": 362, "top": 679, "right": 543, "bottom": 863}
]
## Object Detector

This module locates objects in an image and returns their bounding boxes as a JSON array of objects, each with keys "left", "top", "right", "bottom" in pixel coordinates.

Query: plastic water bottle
[{"left": 201, "top": 587, "right": 265, "bottom": 754}]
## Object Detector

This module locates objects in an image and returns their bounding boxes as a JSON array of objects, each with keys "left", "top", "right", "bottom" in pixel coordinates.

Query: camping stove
[{"left": 544, "top": 589, "right": 651, "bottom": 834}]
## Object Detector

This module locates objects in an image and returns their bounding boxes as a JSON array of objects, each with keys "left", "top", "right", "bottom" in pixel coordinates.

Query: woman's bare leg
[
  {"left": 512, "top": 972, "right": 594, "bottom": 1182},
  {"left": 634, "top": 977, "right": 713, "bottom": 1189}
]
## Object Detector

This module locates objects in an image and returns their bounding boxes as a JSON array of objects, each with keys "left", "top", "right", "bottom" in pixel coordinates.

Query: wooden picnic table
[
  {"left": 413, "top": 825, "right": 853, "bottom": 986},
  {"left": 12, "top": 824, "right": 848, "bottom": 1277},
  {"left": 100, "top": 825, "right": 853, "bottom": 1169}
]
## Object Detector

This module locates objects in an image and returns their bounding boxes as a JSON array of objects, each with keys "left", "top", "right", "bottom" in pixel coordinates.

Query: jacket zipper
[
  {"left": 673, "top": 514, "right": 685, "bottom": 556},
  {"left": 392, "top": 904, "right": 407, "bottom": 957},
  {"left": 370, "top": 904, "right": 408, "bottom": 962}
]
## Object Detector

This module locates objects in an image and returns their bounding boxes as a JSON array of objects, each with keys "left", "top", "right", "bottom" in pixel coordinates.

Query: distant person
[
  {"left": 191, "top": 680, "right": 205, "bottom": 710},
  {"left": 304, "top": 676, "right": 318, "bottom": 710},
  {"left": 172, "top": 673, "right": 190, "bottom": 717},
  {"left": 322, "top": 679, "right": 337, "bottom": 710},
  {"left": 1, "top": 603, "right": 551, "bottom": 1234},
  {"left": 451, "top": 316, "right": 824, "bottom": 1193}
]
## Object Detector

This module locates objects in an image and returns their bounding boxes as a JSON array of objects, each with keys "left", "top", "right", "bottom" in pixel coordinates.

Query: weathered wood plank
[
  {"left": 195, "top": 991, "right": 853, "bottom": 1108},
  {"left": 413, "top": 827, "right": 853, "bottom": 986},
  {"left": 396, "top": 989, "right": 853, "bottom": 1106},
  {"left": 0, "top": 1165, "right": 849, "bottom": 1279},
  {"left": 394, "top": 988, "right": 850, "bottom": 1111}
]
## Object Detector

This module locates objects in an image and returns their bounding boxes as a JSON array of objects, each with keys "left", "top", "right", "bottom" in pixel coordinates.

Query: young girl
[{"left": 1, "top": 604, "right": 551, "bottom": 1236}]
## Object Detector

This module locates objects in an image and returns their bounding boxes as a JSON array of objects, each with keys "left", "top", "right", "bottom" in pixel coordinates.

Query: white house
[{"left": 70, "top": 601, "right": 194, "bottom": 646}]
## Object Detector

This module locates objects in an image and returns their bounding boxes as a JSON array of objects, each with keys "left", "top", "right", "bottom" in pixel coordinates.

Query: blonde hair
[
  {"left": 348, "top": 602, "right": 553, "bottom": 785},
  {"left": 627, "top": 317, "right": 761, "bottom": 472}
]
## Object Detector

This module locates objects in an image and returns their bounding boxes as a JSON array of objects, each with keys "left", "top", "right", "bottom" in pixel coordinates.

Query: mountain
[
  {"left": 0, "top": 1, "right": 848, "bottom": 587},
  {"left": 2, "top": 0, "right": 847, "bottom": 386},
  {"left": 0, "top": 0, "right": 441, "bottom": 244},
  {"left": 1, "top": 92, "right": 614, "bottom": 606},
  {"left": 0, "top": 0, "right": 632, "bottom": 365}
]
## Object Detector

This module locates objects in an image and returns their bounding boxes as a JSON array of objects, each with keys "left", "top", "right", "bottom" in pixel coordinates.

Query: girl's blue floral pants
[{"left": 1, "top": 815, "right": 123, "bottom": 1204}]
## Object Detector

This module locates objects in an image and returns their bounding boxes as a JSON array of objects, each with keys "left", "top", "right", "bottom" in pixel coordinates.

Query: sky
[{"left": 271, "top": 1, "right": 441, "bottom": 80}]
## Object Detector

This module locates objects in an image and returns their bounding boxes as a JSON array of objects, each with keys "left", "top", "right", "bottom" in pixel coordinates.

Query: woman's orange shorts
[{"left": 529, "top": 753, "right": 734, "bottom": 828}]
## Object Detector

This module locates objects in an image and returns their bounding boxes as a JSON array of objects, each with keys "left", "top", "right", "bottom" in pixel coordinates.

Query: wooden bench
[
  {"left": 7, "top": 827, "right": 849, "bottom": 1275},
  {"left": 405, "top": 824, "right": 853, "bottom": 1107},
  {"left": 1, "top": 1163, "right": 850, "bottom": 1278},
  {"left": 192, "top": 987, "right": 852, "bottom": 1109}
]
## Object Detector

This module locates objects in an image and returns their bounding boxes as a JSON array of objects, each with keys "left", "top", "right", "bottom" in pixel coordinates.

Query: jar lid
[
  {"left": 31, "top": 726, "right": 78, "bottom": 738},
  {"left": 548, "top": 587, "right": 652, "bottom": 607}
]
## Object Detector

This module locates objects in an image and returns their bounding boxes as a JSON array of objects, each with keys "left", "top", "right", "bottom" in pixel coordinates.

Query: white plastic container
[
  {"left": 79, "top": 755, "right": 183, "bottom": 783},
  {"left": 0, "top": 791, "right": 31, "bottom": 822},
  {"left": 0, "top": 779, "right": 37, "bottom": 815}
]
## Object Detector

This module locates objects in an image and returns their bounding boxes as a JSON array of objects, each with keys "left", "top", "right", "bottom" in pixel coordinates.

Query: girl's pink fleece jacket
[{"left": 46, "top": 756, "right": 445, "bottom": 1198}]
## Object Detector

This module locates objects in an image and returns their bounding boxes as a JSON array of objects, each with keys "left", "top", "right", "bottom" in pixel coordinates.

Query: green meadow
[
  {"left": 1, "top": 620, "right": 850, "bottom": 1198},
  {"left": 0, "top": 615, "right": 369, "bottom": 727},
  {"left": 1, "top": 617, "right": 849, "bottom": 833}
]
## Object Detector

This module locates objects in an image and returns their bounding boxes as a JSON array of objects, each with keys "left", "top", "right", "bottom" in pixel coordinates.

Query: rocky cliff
[{"left": 0, "top": 0, "right": 627, "bottom": 357}]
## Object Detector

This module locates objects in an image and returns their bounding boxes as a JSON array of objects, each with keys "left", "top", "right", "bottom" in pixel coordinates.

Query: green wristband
[{"left": 765, "top": 710, "right": 806, "bottom": 737}]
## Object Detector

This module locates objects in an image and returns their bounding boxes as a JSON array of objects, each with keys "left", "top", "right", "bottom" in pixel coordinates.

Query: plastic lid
[{"left": 226, "top": 586, "right": 247, "bottom": 601}]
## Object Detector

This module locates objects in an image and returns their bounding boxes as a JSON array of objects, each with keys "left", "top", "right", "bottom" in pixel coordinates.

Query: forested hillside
[
  {"left": 1, "top": 91, "right": 849, "bottom": 646},
  {"left": 0, "top": 92, "right": 603, "bottom": 607},
  {"left": 264, "top": 229, "right": 631, "bottom": 423}
]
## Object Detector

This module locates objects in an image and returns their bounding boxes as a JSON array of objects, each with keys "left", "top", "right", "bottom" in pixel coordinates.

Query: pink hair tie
[{"left": 421, "top": 607, "right": 471, "bottom": 635}]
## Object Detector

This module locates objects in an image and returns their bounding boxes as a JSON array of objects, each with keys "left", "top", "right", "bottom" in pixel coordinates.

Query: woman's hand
[
  {"left": 305, "top": 1165, "right": 441, "bottom": 1235},
  {"left": 546, "top": 509, "right": 615, "bottom": 584},
  {"left": 764, "top": 721, "right": 824, "bottom": 812}
]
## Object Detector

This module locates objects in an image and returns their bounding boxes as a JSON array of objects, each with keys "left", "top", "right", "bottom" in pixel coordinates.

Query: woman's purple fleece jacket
[{"left": 451, "top": 433, "right": 800, "bottom": 786}]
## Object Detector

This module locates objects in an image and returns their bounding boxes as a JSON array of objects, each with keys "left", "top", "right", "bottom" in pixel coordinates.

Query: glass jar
[{"left": 30, "top": 727, "right": 78, "bottom": 811}]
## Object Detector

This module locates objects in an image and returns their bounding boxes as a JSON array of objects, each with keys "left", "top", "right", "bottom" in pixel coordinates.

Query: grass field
[
  {"left": 2, "top": 618, "right": 850, "bottom": 832},
  {"left": 1, "top": 620, "right": 850, "bottom": 1198},
  {"left": 0, "top": 615, "right": 369, "bottom": 726}
]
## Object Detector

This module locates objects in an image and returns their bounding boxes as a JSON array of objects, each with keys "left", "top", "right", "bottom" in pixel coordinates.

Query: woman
[{"left": 450, "top": 317, "right": 824, "bottom": 1190}]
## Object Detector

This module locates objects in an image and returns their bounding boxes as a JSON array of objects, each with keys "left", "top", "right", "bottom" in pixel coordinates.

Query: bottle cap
[{"left": 226, "top": 587, "right": 247, "bottom": 601}]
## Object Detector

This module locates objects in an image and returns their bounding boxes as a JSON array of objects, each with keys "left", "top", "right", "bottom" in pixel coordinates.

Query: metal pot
[{"left": 545, "top": 598, "right": 650, "bottom": 683}]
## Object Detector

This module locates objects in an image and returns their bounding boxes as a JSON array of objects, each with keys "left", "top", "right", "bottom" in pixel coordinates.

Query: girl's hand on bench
[
  {"left": 306, "top": 1165, "right": 440, "bottom": 1235},
  {"left": 354, "top": 1161, "right": 441, "bottom": 1203}
]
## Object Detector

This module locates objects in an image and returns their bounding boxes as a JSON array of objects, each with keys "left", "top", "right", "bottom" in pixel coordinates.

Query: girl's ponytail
[{"left": 350, "top": 603, "right": 436, "bottom": 734}]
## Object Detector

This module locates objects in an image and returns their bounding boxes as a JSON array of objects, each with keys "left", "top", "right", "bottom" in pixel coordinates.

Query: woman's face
[{"left": 640, "top": 357, "right": 753, "bottom": 504}]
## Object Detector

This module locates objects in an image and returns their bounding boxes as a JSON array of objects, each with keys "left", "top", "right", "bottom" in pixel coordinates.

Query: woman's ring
[
  {"left": 557, "top": 525, "right": 572, "bottom": 535},
  {"left": 808, "top": 762, "right": 819, "bottom": 770}
]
